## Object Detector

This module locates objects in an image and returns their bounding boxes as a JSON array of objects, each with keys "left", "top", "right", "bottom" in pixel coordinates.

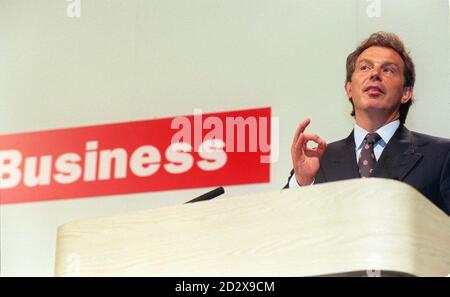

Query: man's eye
[
  {"left": 383, "top": 68, "right": 394, "bottom": 73},
  {"left": 360, "top": 65, "right": 370, "bottom": 71}
]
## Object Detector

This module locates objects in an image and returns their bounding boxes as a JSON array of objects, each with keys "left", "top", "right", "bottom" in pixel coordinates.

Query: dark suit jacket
[{"left": 284, "top": 124, "right": 450, "bottom": 215}]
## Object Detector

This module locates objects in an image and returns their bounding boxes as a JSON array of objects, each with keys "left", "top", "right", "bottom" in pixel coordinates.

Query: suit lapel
[
  {"left": 372, "top": 124, "right": 423, "bottom": 181},
  {"left": 329, "top": 131, "right": 360, "bottom": 180}
]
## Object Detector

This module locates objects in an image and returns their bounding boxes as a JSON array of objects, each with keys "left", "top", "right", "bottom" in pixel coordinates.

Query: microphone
[{"left": 185, "top": 187, "right": 225, "bottom": 204}]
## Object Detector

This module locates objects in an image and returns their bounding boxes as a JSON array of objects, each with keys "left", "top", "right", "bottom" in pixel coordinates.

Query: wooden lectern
[{"left": 54, "top": 178, "right": 450, "bottom": 276}]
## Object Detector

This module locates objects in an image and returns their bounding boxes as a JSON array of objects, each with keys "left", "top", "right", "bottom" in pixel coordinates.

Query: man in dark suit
[{"left": 284, "top": 32, "right": 450, "bottom": 215}]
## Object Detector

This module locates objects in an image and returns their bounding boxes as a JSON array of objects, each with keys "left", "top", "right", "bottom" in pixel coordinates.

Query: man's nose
[{"left": 369, "top": 67, "right": 382, "bottom": 81}]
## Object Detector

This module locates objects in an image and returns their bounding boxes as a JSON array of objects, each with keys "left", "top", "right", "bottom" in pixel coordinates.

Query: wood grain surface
[{"left": 54, "top": 178, "right": 450, "bottom": 276}]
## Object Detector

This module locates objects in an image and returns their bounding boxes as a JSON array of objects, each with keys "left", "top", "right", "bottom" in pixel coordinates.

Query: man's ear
[
  {"left": 344, "top": 81, "right": 352, "bottom": 99},
  {"left": 401, "top": 86, "right": 413, "bottom": 104}
]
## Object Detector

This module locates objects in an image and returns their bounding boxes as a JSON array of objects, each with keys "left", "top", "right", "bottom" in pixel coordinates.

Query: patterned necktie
[{"left": 358, "top": 132, "right": 381, "bottom": 177}]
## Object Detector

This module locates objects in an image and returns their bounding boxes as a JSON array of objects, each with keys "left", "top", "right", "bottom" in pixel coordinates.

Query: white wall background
[{"left": 0, "top": 0, "right": 449, "bottom": 276}]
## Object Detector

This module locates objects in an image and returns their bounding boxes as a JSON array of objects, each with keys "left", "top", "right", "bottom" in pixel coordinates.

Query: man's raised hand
[{"left": 290, "top": 118, "right": 327, "bottom": 186}]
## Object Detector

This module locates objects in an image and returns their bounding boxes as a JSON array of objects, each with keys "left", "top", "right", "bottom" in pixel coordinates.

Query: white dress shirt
[{"left": 288, "top": 119, "right": 400, "bottom": 188}]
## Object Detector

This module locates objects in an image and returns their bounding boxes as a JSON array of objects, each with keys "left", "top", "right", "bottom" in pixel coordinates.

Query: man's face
[{"left": 345, "top": 46, "right": 412, "bottom": 120}]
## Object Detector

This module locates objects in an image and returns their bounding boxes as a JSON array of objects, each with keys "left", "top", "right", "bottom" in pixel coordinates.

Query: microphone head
[{"left": 185, "top": 187, "right": 225, "bottom": 204}]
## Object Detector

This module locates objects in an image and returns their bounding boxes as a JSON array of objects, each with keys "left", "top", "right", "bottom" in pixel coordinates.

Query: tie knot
[{"left": 364, "top": 132, "right": 381, "bottom": 145}]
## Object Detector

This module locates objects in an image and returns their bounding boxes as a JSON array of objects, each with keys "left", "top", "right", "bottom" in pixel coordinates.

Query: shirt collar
[{"left": 354, "top": 119, "right": 400, "bottom": 148}]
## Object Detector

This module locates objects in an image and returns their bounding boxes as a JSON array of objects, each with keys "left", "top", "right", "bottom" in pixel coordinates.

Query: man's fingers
[
  {"left": 291, "top": 119, "right": 328, "bottom": 159},
  {"left": 317, "top": 138, "right": 327, "bottom": 153},
  {"left": 299, "top": 118, "right": 311, "bottom": 134},
  {"left": 293, "top": 118, "right": 311, "bottom": 143},
  {"left": 292, "top": 133, "right": 305, "bottom": 156},
  {"left": 302, "top": 133, "right": 320, "bottom": 143},
  {"left": 302, "top": 134, "right": 327, "bottom": 153},
  {"left": 294, "top": 133, "right": 327, "bottom": 154}
]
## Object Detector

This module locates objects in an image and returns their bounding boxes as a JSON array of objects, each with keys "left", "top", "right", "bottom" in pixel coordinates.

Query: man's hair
[{"left": 346, "top": 32, "right": 415, "bottom": 123}]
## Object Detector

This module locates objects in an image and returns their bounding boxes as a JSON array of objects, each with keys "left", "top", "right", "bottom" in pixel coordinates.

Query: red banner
[{"left": 0, "top": 107, "right": 271, "bottom": 204}]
